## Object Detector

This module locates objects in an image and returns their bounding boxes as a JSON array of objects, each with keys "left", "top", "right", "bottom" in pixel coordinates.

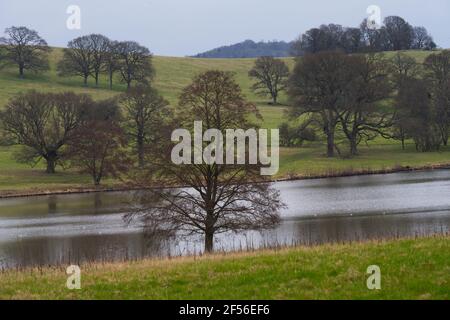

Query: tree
[
  {"left": 66, "top": 99, "right": 129, "bottom": 185},
  {"left": 248, "top": 56, "right": 289, "bottom": 104},
  {"left": 116, "top": 41, "right": 154, "bottom": 89},
  {"left": 396, "top": 78, "right": 442, "bottom": 152},
  {"left": 120, "top": 85, "right": 171, "bottom": 167},
  {"left": 88, "top": 34, "right": 110, "bottom": 86},
  {"left": 337, "top": 54, "right": 393, "bottom": 155},
  {"left": 58, "top": 36, "right": 94, "bottom": 86},
  {"left": 389, "top": 52, "right": 420, "bottom": 88},
  {"left": 424, "top": 50, "right": 450, "bottom": 146},
  {"left": 125, "top": 71, "right": 283, "bottom": 253},
  {"left": 104, "top": 40, "right": 121, "bottom": 89},
  {"left": 0, "top": 26, "right": 50, "bottom": 78},
  {"left": 382, "top": 16, "right": 414, "bottom": 51},
  {"left": 412, "top": 26, "right": 436, "bottom": 50},
  {"left": 288, "top": 51, "right": 350, "bottom": 157},
  {"left": 0, "top": 91, "right": 92, "bottom": 173}
]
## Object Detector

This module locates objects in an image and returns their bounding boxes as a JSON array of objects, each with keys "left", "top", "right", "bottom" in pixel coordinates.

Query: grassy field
[
  {"left": 0, "top": 236, "right": 448, "bottom": 299},
  {"left": 0, "top": 49, "right": 449, "bottom": 194}
]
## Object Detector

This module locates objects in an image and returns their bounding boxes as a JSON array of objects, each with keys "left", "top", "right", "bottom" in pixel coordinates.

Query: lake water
[{"left": 0, "top": 170, "right": 449, "bottom": 268}]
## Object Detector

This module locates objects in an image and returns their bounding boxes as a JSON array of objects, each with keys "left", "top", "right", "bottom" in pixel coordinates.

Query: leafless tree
[
  {"left": 249, "top": 56, "right": 289, "bottom": 104},
  {"left": 58, "top": 36, "right": 94, "bottom": 86},
  {"left": 66, "top": 99, "right": 130, "bottom": 185},
  {"left": 389, "top": 52, "right": 420, "bottom": 88},
  {"left": 120, "top": 85, "right": 171, "bottom": 168},
  {"left": 424, "top": 50, "right": 450, "bottom": 146},
  {"left": 0, "top": 26, "right": 50, "bottom": 78},
  {"left": 116, "top": 41, "right": 154, "bottom": 89},
  {"left": 88, "top": 34, "right": 110, "bottom": 86},
  {"left": 288, "top": 51, "right": 349, "bottom": 157},
  {"left": 0, "top": 91, "right": 92, "bottom": 173},
  {"left": 336, "top": 54, "right": 393, "bottom": 155},
  {"left": 125, "top": 71, "right": 284, "bottom": 253},
  {"left": 104, "top": 40, "right": 121, "bottom": 89}
]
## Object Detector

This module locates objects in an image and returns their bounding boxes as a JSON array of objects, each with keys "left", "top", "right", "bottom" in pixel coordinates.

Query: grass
[
  {"left": 0, "top": 49, "right": 449, "bottom": 194},
  {"left": 0, "top": 236, "right": 448, "bottom": 299}
]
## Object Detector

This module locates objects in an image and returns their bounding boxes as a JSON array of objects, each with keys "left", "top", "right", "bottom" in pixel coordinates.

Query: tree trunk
[
  {"left": 272, "top": 93, "right": 277, "bottom": 105},
  {"left": 46, "top": 157, "right": 56, "bottom": 174},
  {"left": 204, "top": 231, "right": 214, "bottom": 253},
  {"left": 349, "top": 137, "right": 358, "bottom": 156},
  {"left": 326, "top": 129, "right": 335, "bottom": 158},
  {"left": 94, "top": 175, "right": 101, "bottom": 186},
  {"left": 137, "top": 136, "right": 144, "bottom": 168},
  {"left": 83, "top": 75, "right": 88, "bottom": 87},
  {"left": 109, "top": 70, "right": 114, "bottom": 89},
  {"left": 95, "top": 73, "right": 99, "bottom": 86},
  {"left": 19, "top": 64, "right": 24, "bottom": 78}
]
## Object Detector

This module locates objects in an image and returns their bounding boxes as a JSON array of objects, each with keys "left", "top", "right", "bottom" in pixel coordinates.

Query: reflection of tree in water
[
  {"left": 47, "top": 195, "right": 57, "bottom": 214},
  {"left": 94, "top": 193, "right": 102, "bottom": 213}
]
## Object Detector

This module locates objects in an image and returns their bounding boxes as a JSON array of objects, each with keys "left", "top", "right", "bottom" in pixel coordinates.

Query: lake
[{"left": 0, "top": 169, "right": 449, "bottom": 268}]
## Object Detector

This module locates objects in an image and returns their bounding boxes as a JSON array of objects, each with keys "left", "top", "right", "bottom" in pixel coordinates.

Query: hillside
[
  {"left": 192, "top": 40, "right": 293, "bottom": 58},
  {"left": 0, "top": 49, "right": 449, "bottom": 194}
]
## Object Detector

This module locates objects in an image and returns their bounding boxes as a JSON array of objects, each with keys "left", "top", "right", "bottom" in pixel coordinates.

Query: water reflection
[{"left": 0, "top": 169, "right": 449, "bottom": 269}]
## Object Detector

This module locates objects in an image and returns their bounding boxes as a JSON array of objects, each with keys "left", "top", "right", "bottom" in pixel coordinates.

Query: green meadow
[
  {"left": 0, "top": 236, "right": 448, "bottom": 299},
  {"left": 0, "top": 49, "right": 449, "bottom": 194}
]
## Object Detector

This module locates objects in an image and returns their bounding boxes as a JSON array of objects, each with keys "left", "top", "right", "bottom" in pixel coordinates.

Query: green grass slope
[
  {"left": 0, "top": 49, "right": 448, "bottom": 194},
  {"left": 0, "top": 236, "right": 448, "bottom": 299}
]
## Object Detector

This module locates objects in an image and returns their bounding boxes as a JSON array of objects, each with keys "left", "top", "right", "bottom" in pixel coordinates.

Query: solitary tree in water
[{"left": 125, "top": 71, "right": 284, "bottom": 253}]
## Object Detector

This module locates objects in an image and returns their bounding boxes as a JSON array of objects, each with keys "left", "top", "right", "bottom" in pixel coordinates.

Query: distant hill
[{"left": 192, "top": 40, "right": 293, "bottom": 58}]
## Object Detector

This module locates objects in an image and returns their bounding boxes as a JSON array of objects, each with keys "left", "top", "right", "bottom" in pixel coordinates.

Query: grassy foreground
[{"left": 0, "top": 236, "right": 448, "bottom": 300}]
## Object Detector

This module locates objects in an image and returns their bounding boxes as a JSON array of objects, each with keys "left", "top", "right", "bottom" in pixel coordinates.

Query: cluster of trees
[
  {"left": 0, "top": 84, "right": 168, "bottom": 178},
  {"left": 0, "top": 71, "right": 284, "bottom": 253},
  {"left": 284, "top": 50, "right": 450, "bottom": 156},
  {"left": 58, "top": 34, "right": 153, "bottom": 88},
  {"left": 0, "top": 26, "right": 153, "bottom": 89},
  {"left": 291, "top": 16, "right": 437, "bottom": 55},
  {"left": 393, "top": 51, "right": 450, "bottom": 151}
]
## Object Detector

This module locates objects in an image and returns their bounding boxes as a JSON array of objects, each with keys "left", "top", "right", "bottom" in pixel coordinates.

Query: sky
[{"left": 0, "top": 0, "right": 448, "bottom": 56}]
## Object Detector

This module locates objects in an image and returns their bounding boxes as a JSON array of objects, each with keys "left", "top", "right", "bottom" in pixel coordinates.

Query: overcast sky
[{"left": 0, "top": 0, "right": 448, "bottom": 56}]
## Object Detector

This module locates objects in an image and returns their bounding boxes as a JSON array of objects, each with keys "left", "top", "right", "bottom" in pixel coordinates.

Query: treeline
[
  {"left": 257, "top": 50, "right": 449, "bottom": 156},
  {"left": 193, "top": 15, "right": 438, "bottom": 58},
  {"left": 291, "top": 16, "right": 437, "bottom": 55},
  {"left": 0, "top": 26, "right": 153, "bottom": 89}
]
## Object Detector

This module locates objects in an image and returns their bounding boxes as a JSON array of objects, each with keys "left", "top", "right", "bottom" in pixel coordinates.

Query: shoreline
[{"left": 0, "top": 162, "right": 449, "bottom": 199}]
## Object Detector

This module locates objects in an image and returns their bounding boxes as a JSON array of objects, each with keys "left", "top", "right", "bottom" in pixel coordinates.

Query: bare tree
[
  {"left": 58, "top": 36, "right": 94, "bottom": 86},
  {"left": 0, "top": 26, "right": 50, "bottom": 78},
  {"left": 288, "top": 51, "right": 349, "bottom": 157},
  {"left": 126, "top": 71, "right": 283, "bottom": 253},
  {"left": 337, "top": 54, "right": 393, "bottom": 155},
  {"left": 104, "top": 40, "right": 121, "bottom": 89},
  {"left": 0, "top": 91, "right": 92, "bottom": 173},
  {"left": 66, "top": 99, "right": 129, "bottom": 185},
  {"left": 424, "top": 50, "right": 450, "bottom": 146},
  {"left": 396, "top": 78, "right": 442, "bottom": 152},
  {"left": 120, "top": 85, "right": 171, "bottom": 167},
  {"left": 116, "top": 41, "right": 154, "bottom": 89},
  {"left": 88, "top": 34, "right": 110, "bottom": 86},
  {"left": 389, "top": 52, "right": 420, "bottom": 88},
  {"left": 249, "top": 56, "right": 290, "bottom": 105}
]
